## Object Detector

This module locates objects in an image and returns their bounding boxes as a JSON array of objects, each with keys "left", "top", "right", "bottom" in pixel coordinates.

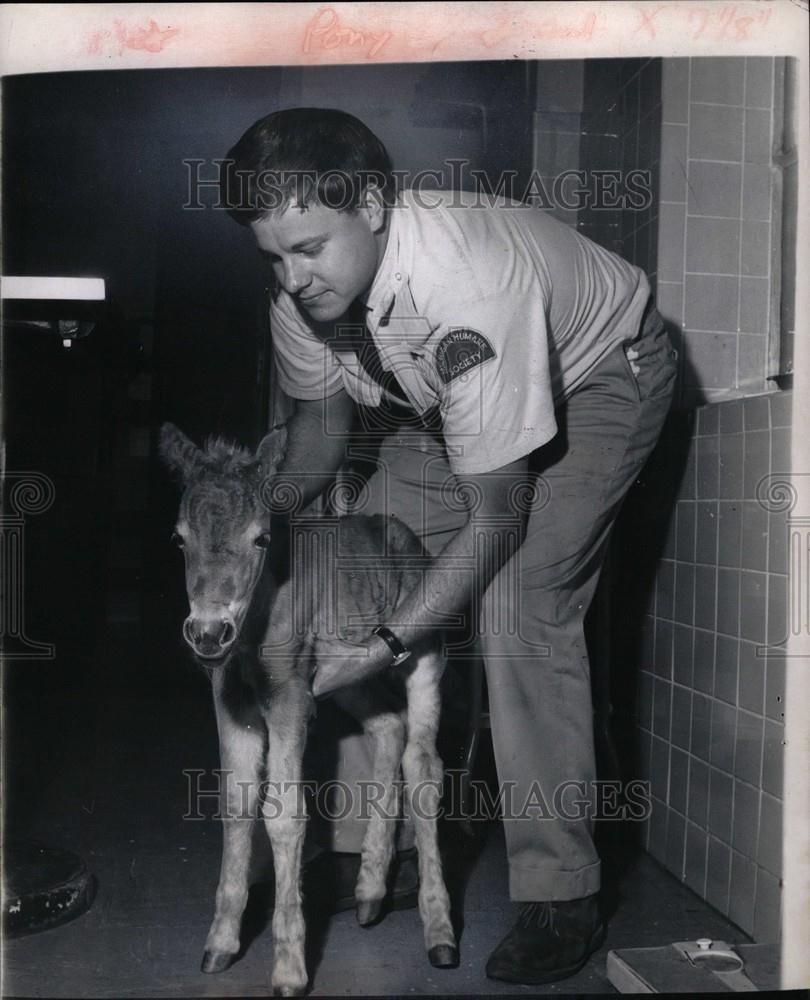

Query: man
[{"left": 222, "top": 107, "right": 677, "bottom": 984}]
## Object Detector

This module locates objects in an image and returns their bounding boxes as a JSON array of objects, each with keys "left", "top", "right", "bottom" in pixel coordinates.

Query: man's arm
[
  {"left": 312, "top": 454, "right": 532, "bottom": 695},
  {"left": 275, "top": 388, "right": 355, "bottom": 512}
]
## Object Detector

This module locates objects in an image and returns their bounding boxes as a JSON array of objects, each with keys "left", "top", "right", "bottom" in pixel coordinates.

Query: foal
[{"left": 159, "top": 422, "right": 457, "bottom": 995}]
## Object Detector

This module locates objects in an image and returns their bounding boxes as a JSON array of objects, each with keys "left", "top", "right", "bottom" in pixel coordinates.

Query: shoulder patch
[{"left": 436, "top": 328, "right": 496, "bottom": 384}]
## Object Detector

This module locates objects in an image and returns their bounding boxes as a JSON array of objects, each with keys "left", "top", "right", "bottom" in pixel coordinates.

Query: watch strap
[{"left": 373, "top": 625, "right": 412, "bottom": 666}]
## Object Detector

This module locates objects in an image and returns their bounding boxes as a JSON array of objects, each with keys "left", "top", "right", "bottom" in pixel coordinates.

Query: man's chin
[{"left": 300, "top": 295, "right": 345, "bottom": 322}]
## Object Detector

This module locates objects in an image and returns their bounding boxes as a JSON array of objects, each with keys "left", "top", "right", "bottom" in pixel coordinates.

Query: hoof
[
  {"left": 428, "top": 943, "right": 459, "bottom": 968},
  {"left": 201, "top": 949, "right": 234, "bottom": 974},
  {"left": 356, "top": 898, "right": 383, "bottom": 926},
  {"left": 272, "top": 982, "right": 308, "bottom": 997}
]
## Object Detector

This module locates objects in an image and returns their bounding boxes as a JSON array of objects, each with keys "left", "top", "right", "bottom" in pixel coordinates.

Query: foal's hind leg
[
  {"left": 402, "top": 648, "right": 458, "bottom": 967},
  {"left": 202, "top": 668, "right": 265, "bottom": 973},
  {"left": 334, "top": 684, "right": 406, "bottom": 926}
]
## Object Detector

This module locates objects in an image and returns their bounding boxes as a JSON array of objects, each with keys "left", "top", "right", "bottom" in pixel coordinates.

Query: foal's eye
[
  {"left": 254, "top": 533, "right": 272, "bottom": 549},
  {"left": 171, "top": 531, "right": 185, "bottom": 548}
]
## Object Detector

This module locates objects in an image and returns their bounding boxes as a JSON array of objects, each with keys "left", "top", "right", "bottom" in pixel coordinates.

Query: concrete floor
[{"left": 3, "top": 623, "right": 749, "bottom": 997}]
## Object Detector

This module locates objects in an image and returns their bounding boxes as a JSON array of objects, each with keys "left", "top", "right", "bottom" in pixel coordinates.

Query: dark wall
[
  {"left": 2, "top": 61, "right": 535, "bottom": 654},
  {"left": 3, "top": 62, "right": 535, "bottom": 444},
  {"left": 3, "top": 68, "right": 286, "bottom": 447}
]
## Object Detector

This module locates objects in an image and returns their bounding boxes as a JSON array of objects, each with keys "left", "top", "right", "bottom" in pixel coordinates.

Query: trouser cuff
[{"left": 508, "top": 858, "right": 601, "bottom": 902}]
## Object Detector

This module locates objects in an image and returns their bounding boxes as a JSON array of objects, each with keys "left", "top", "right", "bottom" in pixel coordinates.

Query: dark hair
[{"left": 221, "top": 108, "right": 394, "bottom": 226}]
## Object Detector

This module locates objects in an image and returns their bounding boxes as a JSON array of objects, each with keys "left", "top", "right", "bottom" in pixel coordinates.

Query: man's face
[{"left": 251, "top": 196, "right": 386, "bottom": 323}]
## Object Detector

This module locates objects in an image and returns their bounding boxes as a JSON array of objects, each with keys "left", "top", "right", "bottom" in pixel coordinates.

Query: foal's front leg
[
  {"left": 262, "top": 678, "right": 312, "bottom": 997},
  {"left": 203, "top": 666, "right": 265, "bottom": 973}
]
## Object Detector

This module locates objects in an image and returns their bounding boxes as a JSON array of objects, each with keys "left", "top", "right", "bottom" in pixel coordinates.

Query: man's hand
[
  {"left": 311, "top": 632, "right": 392, "bottom": 698},
  {"left": 310, "top": 455, "right": 534, "bottom": 697}
]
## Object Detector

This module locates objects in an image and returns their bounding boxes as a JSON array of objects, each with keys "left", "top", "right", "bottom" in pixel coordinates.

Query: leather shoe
[
  {"left": 485, "top": 894, "right": 605, "bottom": 984},
  {"left": 302, "top": 848, "right": 419, "bottom": 915}
]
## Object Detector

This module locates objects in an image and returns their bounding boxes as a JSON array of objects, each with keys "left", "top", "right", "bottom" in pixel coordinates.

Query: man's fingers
[{"left": 312, "top": 656, "right": 379, "bottom": 697}]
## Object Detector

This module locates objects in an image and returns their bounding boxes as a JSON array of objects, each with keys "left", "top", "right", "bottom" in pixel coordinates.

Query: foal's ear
[
  {"left": 255, "top": 424, "right": 288, "bottom": 475},
  {"left": 159, "top": 423, "right": 203, "bottom": 481}
]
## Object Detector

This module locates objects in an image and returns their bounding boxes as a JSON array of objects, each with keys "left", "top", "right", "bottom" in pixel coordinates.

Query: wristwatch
[{"left": 372, "top": 625, "right": 412, "bottom": 666}]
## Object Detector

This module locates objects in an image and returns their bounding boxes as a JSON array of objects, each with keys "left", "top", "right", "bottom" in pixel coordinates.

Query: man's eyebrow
[
  {"left": 289, "top": 234, "right": 328, "bottom": 251},
  {"left": 259, "top": 234, "right": 328, "bottom": 259}
]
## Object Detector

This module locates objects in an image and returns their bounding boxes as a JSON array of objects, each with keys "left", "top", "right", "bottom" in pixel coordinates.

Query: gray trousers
[{"left": 307, "top": 309, "right": 677, "bottom": 901}]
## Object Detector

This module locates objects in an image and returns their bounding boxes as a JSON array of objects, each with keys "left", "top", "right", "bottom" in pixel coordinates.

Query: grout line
[
  {"left": 687, "top": 157, "right": 744, "bottom": 165},
  {"left": 751, "top": 855, "right": 761, "bottom": 936},
  {"left": 765, "top": 61, "right": 775, "bottom": 384},
  {"left": 690, "top": 100, "right": 745, "bottom": 108},
  {"left": 679, "top": 58, "right": 692, "bottom": 407},
  {"left": 736, "top": 59, "right": 747, "bottom": 392},
  {"left": 699, "top": 771, "right": 710, "bottom": 898},
  {"left": 685, "top": 212, "right": 742, "bottom": 220},
  {"left": 685, "top": 271, "right": 747, "bottom": 278},
  {"left": 682, "top": 328, "right": 766, "bottom": 336}
]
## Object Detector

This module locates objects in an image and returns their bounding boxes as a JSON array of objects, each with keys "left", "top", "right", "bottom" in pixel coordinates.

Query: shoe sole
[{"left": 485, "top": 922, "right": 606, "bottom": 985}]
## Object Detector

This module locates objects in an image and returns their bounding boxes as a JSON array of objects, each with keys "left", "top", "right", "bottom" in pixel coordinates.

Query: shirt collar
[{"left": 363, "top": 196, "right": 407, "bottom": 322}]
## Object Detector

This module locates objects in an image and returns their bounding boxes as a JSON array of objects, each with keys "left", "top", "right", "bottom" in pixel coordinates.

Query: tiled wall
[
  {"left": 533, "top": 59, "right": 662, "bottom": 263},
  {"left": 532, "top": 60, "right": 585, "bottom": 229},
  {"left": 631, "top": 390, "right": 791, "bottom": 942},
  {"left": 615, "top": 59, "right": 662, "bottom": 289},
  {"left": 614, "top": 57, "right": 793, "bottom": 943},
  {"left": 577, "top": 60, "right": 645, "bottom": 257},
  {"left": 656, "top": 57, "right": 782, "bottom": 408},
  {"left": 534, "top": 57, "right": 792, "bottom": 941}
]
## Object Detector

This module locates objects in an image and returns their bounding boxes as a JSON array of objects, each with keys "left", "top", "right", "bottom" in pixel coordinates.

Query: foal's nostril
[
  {"left": 183, "top": 615, "right": 235, "bottom": 656},
  {"left": 183, "top": 617, "right": 199, "bottom": 646}
]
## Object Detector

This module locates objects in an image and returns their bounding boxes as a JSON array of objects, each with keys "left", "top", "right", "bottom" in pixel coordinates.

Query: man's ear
[
  {"left": 361, "top": 183, "right": 387, "bottom": 233},
  {"left": 255, "top": 424, "right": 288, "bottom": 476}
]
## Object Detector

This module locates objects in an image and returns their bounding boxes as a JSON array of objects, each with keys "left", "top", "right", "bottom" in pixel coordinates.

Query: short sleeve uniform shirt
[{"left": 270, "top": 191, "right": 650, "bottom": 476}]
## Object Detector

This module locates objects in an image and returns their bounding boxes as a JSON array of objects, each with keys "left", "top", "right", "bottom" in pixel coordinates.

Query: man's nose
[{"left": 280, "top": 257, "right": 311, "bottom": 294}]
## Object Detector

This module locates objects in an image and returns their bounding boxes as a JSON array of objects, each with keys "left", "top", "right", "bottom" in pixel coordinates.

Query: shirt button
[{"left": 394, "top": 272, "right": 402, "bottom": 281}]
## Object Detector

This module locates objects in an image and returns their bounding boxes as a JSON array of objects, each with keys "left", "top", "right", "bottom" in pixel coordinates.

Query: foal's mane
[{"left": 198, "top": 436, "right": 256, "bottom": 476}]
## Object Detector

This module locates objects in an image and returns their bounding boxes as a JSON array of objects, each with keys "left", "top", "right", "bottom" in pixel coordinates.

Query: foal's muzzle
[{"left": 183, "top": 615, "right": 237, "bottom": 660}]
